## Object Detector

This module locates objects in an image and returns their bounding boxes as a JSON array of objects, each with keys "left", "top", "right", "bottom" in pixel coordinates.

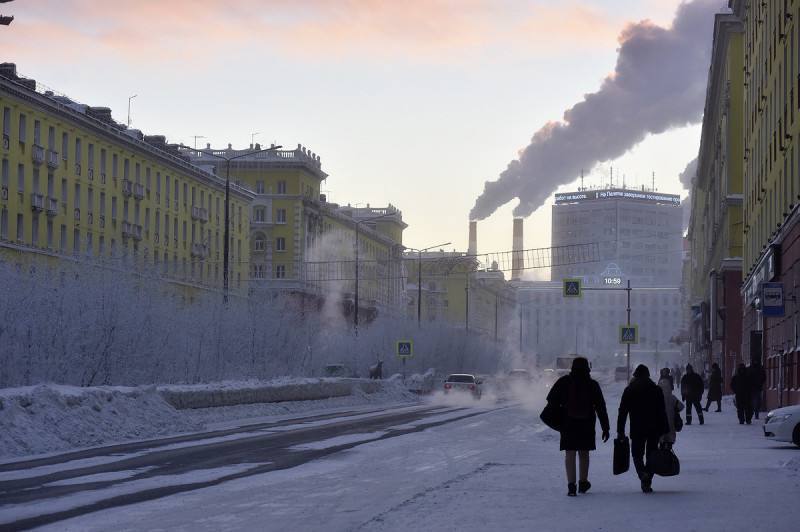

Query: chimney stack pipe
[
  {"left": 468, "top": 221, "right": 478, "bottom": 256},
  {"left": 512, "top": 218, "right": 524, "bottom": 280}
]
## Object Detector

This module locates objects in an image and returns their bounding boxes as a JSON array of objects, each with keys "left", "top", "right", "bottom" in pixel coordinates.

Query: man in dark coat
[
  {"left": 731, "top": 363, "right": 753, "bottom": 424},
  {"left": 680, "top": 364, "right": 705, "bottom": 425},
  {"left": 748, "top": 360, "right": 766, "bottom": 419},
  {"left": 704, "top": 363, "right": 723, "bottom": 412},
  {"left": 617, "top": 364, "right": 669, "bottom": 493},
  {"left": 546, "top": 357, "right": 610, "bottom": 497}
]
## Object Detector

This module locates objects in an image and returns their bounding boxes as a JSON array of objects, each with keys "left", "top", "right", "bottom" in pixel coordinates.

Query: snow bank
[
  {"left": 0, "top": 385, "right": 201, "bottom": 459},
  {"left": 158, "top": 378, "right": 384, "bottom": 410}
]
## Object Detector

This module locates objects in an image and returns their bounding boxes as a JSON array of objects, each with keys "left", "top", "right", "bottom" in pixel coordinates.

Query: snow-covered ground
[
  {"left": 8, "top": 385, "right": 797, "bottom": 532},
  {"left": 0, "top": 380, "right": 419, "bottom": 459}
]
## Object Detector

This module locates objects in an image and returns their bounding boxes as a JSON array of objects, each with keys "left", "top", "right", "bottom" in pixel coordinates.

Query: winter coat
[
  {"left": 617, "top": 376, "right": 670, "bottom": 440},
  {"left": 707, "top": 367, "right": 723, "bottom": 401},
  {"left": 748, "top": 365, "right": 766, "bottom": 392},
  {"left": 658, "top": 378, "right": 684, "bottom": 444},
  {"left": 547, "top": 372, "right": 610, "bottom": 451},
  {"left": 731, "top": 370, "right": 752, "bottom": 403},
  {"left": 680, "top": 371, "right": 704, "bottom": 401}
]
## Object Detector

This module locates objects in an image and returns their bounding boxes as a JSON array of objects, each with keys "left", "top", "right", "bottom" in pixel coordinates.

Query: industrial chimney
[
  {"left": 468, "top": 221, "right": 478, "bottom": 256},
  {"left": 512, "top": 218, "right": 524, "bottom": 280}
]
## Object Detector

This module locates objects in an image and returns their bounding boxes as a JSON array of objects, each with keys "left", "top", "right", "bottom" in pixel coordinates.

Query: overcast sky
[{"left": 1, "top": 0, "right": 706, "bottom": 273}]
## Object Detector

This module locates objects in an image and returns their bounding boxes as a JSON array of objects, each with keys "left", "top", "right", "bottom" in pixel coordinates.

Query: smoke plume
[
  {"left": 679, "top": 156, "right": 698, "bottom": 231},
  {"left": 470, "top": 0, "right": 719, "bottom": 220}
]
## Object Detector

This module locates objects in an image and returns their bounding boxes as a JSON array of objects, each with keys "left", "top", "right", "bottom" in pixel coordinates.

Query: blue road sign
[
  {"left": 762, "top": 282, "right": 785, "bottom": 317},
  {"left": 620, "top": 325, "right": 638, "bottom": 344},
  {"left": 563, "top": 278, "right": 582, "bottom": 298},
  {"left": 397, "top": 341, "right": 414, "bottom": 358}
]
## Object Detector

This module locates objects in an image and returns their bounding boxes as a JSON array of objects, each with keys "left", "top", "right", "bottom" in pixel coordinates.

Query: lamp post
[
  {"left": 405, "top": 242, "right": 451, "bottom": 327},
  {"left": 195, "top": 144, "right": 283, "bottom": 302},
  {"left": 353, "top": 211, "right": 397, "bottom": 333}
]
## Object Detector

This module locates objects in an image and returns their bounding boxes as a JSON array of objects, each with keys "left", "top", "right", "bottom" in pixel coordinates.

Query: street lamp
[
  {"left": 353, "top": 211, "right": 397, "bottom": 332},
  {"left": 196, "top": 144, "right": 283, "bottom": 302},
  {"left": 405, "top": 242, "right": 451, "bottom": 327}
]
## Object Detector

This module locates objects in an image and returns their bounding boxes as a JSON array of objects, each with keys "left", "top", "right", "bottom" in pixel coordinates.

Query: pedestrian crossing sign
[
  {"left": 397, "top": 341, "right": 413, "bottom": 358},
  {"left": 563, "top": 278, "right": 582, "bottom": 298},
  {"left": 619, "top": 325, "right": 638, "bottom": 344}
]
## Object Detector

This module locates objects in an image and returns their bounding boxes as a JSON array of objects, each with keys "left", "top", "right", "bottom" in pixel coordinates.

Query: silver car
[{"left": 443, "top": 374, "right": 482, "bottom": 399}]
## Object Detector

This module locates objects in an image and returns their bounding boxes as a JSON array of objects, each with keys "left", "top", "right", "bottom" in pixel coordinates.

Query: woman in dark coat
[
  {"left": 704, "top": 363, "right": 723, "bottom": 412},
  {"left": 731, "top": 363, "right": 753, "bottom": 424},
  {"left": 545, "top": 357, "right": 610, "bottom": 497}
]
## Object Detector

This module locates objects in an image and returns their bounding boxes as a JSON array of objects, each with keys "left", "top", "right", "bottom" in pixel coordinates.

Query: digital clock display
[{"left": 604, "top": 277, "right": 622, "bottom": 285}]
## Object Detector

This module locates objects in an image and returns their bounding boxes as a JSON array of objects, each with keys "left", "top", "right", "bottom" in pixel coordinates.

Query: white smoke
[
  {"left": 470, "top": 0, "right": 719, "bottom": 220},
  {"left": 680, "top": 156, "right": 698, "bottom": 231}
]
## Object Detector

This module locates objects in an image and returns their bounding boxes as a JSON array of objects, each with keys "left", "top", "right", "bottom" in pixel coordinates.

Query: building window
[
  {"left": 254, "top": 207, "right": 265, "bottom": 222},
  {"left": 60, "top": 224, "right": 66, "bottom": 251},
  {"left": 253, "top": 264, "right": 265, "bottom": 279},
  {"left": 276, "top": 208, "right": 287, "bottom": 224},
  {"left": 62, "top": 133, "right": 69, "bottom": 161},
  {"left": 18, "top": 113, "right": 26, "bottom": 143},
  {"left": 16, "top": 164, "right": 24, "bottom": 195},
  {"left": 276, "top": 237, "right": 286, "bottom": 251},
  {"left": 256, "top": 180, "right": 265, "bottom": 194},
  {"left": 275, "top": 264, "right": 286, "bottom": 279},
  {"left": 1, "top": 107, "right": 9, "bottom": 137},
  {"left": 277, "top": 180, "right": 287, "bottom": 194},
  {"left": 254, "top": 235, "right": 266, "bottom": 251},
  {"left": 46, "top": 220, "right": 53, "bottom": 248},
  {"left": 73, "top": 228, "right": 80, "bottom": 254}
]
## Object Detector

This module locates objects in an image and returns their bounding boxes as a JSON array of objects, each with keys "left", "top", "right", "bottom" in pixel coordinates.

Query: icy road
[{"left": 0, "top": 392, "right": 798, "bottom": 531}]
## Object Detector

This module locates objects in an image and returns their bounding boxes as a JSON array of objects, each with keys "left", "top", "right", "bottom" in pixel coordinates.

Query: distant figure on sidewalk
[
  {"left": 618, "top": 365, "right": 670, "bottom": 493},
  {"left": 659, "top": 368, "right": 674, "bottom": 390},
  {"left": 704, "top": 363, "right": 723, "bottom": 413},
  {"left": 748, "top": 361, "right": 766, "bottom": 419},
  {"left": 680, "top": 364, "right": 705, "bottom": 425},
  {"left": 658, "top": 375, "right": 684, "bottom": 448},
  {"left": 731, "top": 364, "right": 753, "bottom": 424},
  {"left": 673, "top": 365, "right": 683, "bottom": 386},
  {"left": 546, "top": 357, "right": 610, "bottom": 497}
]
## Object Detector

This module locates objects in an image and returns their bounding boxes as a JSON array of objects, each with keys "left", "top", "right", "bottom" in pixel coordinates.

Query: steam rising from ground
[{"left": 470, "top": 0, "right": 719, "bottom": 220}]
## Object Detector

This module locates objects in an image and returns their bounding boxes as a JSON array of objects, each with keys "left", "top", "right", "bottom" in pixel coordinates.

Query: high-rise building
[{"left": 550, "top": 188, "right": 684, "bottom": 287}]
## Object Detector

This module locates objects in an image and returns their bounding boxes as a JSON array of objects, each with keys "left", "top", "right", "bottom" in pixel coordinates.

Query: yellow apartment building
[
  {"left": 0, "top": 63, "right": 253, "bottom": 290},
  {"left": 184, "top": 145, "right": 407, "bottom": 318},
  {"left": 687, "top": 11, "right": 744, "bottom": 382}
]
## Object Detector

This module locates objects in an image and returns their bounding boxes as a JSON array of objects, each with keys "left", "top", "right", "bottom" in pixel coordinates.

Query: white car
[
  {"left": 443, "top": 374, "right": 482, "bottom": 399},
  {"left": 764, "top": 404, "right": 800, "bottom": 447}
]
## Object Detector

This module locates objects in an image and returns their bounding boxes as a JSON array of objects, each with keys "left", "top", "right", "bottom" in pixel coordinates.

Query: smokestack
[
  {"left": 512, "top": 218, "right": 524, "bottom": 280},
  {"left": 468, "top": 221, "right": 478, "bottom": 255}
]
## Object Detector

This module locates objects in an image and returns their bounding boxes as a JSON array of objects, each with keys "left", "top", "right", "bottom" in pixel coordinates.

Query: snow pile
[
  {"left": 183, "top": 379, "right": 418, "bottom": 426},
  {"left": 158, "top": 378, "right": 385, "bottom": 410},
  {"left": 0, "top": 385, "right": 201, "bottom": 459}
]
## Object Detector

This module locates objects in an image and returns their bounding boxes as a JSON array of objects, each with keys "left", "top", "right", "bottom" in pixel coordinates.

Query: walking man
[
  {"left": 731, "top": 363, "right": 753, "bottom": 424},
  {"left": 704, "top": 363, "right": 723, "bottom": 413},
  {"left": 618, "top": 365, "right": 670, "bottom": 493},
  {"left": 749, "top": 360, "right": 766, "bottom": 419},
  {"left": 680, "top": 364, "right": 705, "bottom": 425}
]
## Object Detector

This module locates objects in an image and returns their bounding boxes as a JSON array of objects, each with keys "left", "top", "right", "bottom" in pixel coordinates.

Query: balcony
[
  {"left": 122, "top": 222, "right": 143, "bottom": 241},
  {"left": 46, "top": 196, "right": 58, "bottom": 216},
  {"left": 133, "top": 183, "right": 145, "bottom": 201},
  {"left": 32, "top": 144, "right": 45, "bottom": 165},
  {"left": 46, "top": 150, "right": 59, "bottom": 169},
  {"left": 122, "top": 179, "right": 133, "bottom": 197},
  {"left": 30, "top": 193, "right": 44, "bottom": 212},
  {"left": 191, "top": 242, "right": 209, "bottom": 258},
  {"left": 191, "top": 205, "right": 209, "bottom": 223}
]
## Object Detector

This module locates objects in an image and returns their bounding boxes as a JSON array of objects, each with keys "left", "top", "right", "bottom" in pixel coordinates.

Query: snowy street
[{"left": 1, "top": 387, "right": 798, "bottom": 531}]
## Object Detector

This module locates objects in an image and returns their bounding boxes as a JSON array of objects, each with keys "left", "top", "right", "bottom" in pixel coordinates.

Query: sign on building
[
  {"left": 397, "top": 340, "right": 414, "bottom": 358},
  {"left": 762, "top": 282, "right": 785, "bottom": 317},
  {"left": 619, "top": 325, "right": 639, "bottom": 344},
  {"left": 563, "top": 278, "right": 582, "bottom": 298}
]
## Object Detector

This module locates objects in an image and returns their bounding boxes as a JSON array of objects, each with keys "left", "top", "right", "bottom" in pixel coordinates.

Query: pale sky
[{"left": 1, "top": 0, "right": 702, "bottom": 265}]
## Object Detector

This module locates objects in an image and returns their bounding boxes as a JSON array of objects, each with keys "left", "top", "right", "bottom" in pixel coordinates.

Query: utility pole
[{"left": 191, "top": 135, "right": 206, "bottom": 150}]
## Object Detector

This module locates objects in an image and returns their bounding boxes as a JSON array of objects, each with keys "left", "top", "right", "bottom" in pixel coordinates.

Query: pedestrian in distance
[
  {"left": 731, "top": 363, "right": 753, "bottom": 425},
  {"left": 680, "top": 364, "right": 705, "bottom": 425},
  {"left": 618, "top": 365, "right": 670, "bottom": 493},
  {"left": 545, "top": 357, "right": 610, "bottom": 497},
  {"left": 659, "top": 367, "right": 674, "bottom": 390},
  {"left": 658, "top": 375, "right": 684, "bottom": 449},
  {"left": 748, "top": 360, "right": 766, "bottom": 420},
  {"left": 704, "top": 363, "right": 723, "bottom": 413},
  {"left": 673, "top": 364, "right": 683, "bottom": 386}
]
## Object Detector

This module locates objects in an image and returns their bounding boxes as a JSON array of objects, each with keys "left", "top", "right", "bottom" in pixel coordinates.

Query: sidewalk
[{"left": 368, "top": 399, "right": 800, "bottom": 531}]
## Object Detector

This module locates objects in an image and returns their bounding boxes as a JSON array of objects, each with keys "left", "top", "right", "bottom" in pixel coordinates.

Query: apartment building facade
[
  {"left": 686, "top": 12, "right": 744, "bottom": 391},
  {"left": 0, "top": 63, "right": 253, "bottom": 290}
]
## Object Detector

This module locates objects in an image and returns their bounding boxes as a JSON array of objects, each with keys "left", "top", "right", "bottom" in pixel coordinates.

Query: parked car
[
  {"left": 764, "top": 404, "right": 800, "bottom": 447},
  {"left": 508, "top": 369, "right": 532, "bottom": 384},
  {"left": 443, "top": 374, "right": 482, "bottom": 399}
]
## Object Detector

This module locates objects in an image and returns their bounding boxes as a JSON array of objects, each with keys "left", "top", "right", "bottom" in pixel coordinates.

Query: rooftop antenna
[
  {"left": 191, "top": 135, "right": 206, "bottom": 150},
  {"left": 250, "top": 132, "right": 260, "bottom": 147}
]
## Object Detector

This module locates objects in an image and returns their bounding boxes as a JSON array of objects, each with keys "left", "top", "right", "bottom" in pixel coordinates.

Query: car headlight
[{"left": 766, "top": 414, "right": 791, "bottom": 424}]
